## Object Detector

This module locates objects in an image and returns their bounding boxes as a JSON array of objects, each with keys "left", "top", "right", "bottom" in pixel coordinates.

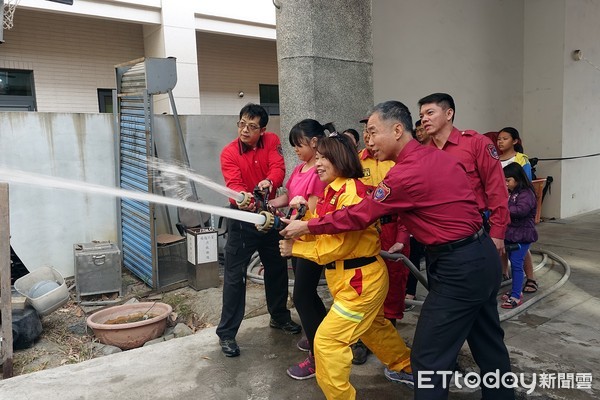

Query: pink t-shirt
[{"left": 286, "top": 162, "right": 326, "bottom": 201}]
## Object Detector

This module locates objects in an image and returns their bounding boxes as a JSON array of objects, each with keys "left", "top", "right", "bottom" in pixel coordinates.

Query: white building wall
[
  {"left": 18, "top": 0, "right": 161, "bottom": 24},
  {"left": 197, "top": 32, "right": 278, "bottom": 115},
  {"left": 8, "top": 0, "right": 277, "bottom": 114},
  {"left": 144, "top": 0, "right": 201, "bottom": 114},
  {"left": 524, "top": 0, "right": 600, "bottom": 218},
  {"left": 562, "top": 1, "right": 600, "bottom": 216},
  {"left": 195, "top": 0, "right": 275, "bottom": 28},
  {"left": 372, "top": 0, "right": 524, "bottom": 134},
  {"left": 523, "top": 0, "right": 565, "bottom": 219},
  {"left": 1, "top": 10, "right": 144, "bottom": 112},
  {"left": 194, "top": 0, "right": 276, "bottom": 40},
  {"left": 1, "top": 8, "right": 277, "bottom": 115}
]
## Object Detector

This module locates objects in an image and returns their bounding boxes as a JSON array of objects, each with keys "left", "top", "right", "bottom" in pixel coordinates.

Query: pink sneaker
[{"left": 287, "top": 353, "right": 316, "bottom": 380}]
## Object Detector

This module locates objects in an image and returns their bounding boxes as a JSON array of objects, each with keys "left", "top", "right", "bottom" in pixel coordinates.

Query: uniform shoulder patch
[
  {"left": 486, "top": 143, "right": 499, "bottom": 160},
  {"left": 373, "top": 182, "right": 391, "bottom": 202},
  {"left": 277, "top": 144, "right": 283, "bottom": 156}
]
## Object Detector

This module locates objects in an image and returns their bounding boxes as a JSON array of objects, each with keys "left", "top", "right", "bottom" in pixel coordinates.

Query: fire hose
[{"left": 381, "top": 247, "right": 570, "bottom": 322}]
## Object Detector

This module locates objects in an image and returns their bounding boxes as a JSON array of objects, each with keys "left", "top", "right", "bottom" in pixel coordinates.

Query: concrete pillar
[
  {"left": 275, "top": 0, "right": 373, "bottom": 171},
  {"left": 143, "top": 0, "right": 201, "bottom": 114}
]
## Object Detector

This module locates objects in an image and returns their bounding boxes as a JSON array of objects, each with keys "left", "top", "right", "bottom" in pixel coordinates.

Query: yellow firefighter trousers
[{"left": 314, "top": 257, "right": 412, "bottom": 399}]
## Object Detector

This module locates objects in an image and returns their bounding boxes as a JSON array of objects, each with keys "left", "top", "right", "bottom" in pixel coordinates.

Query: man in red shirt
[
  {"left": 217, "top": 103, "right": 300, "bottom": 357},
  {"left": 351, "top": 117, "right": 410, "bottom": 365},
  {"left": 418, "top": 93, "right": 510, "bottom": 253},
  {"left": 281, "top": 101, "right": 514, "bottom": 399}
]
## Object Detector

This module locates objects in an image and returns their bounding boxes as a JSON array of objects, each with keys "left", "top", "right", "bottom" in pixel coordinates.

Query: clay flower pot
[{"left": 86, "top": 302, "right": 172, "bottom": 350}]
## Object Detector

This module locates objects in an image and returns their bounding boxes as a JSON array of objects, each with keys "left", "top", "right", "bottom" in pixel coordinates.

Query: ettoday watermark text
[{"left": 417, "top": 370, "right": 593, "bottom": 394}]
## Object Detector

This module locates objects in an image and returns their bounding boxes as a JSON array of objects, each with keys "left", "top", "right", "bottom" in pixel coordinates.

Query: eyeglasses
[{"left": 237, "top": 121, "right": 261, "bottom": 132}]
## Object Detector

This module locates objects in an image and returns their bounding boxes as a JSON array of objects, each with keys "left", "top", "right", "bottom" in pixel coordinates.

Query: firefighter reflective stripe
[{"left": 332, "top": 302, "right": 364, "bottom": 323}]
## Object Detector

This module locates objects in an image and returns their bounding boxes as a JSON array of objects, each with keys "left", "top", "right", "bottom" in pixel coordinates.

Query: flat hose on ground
[
  {"left": 385, "top": 248, "right": 570, "bottom": 322},
  {"left": 498, "top": 248, "right": 571, "bottom": 321},
  {"left": 247, "top": 250, "right": 408, "bottom": 286},
  {"left": 246, "top": 248, "right": 571, "bottom": 323},
  {"left": 247, "top": 250, "right": 427, "bottom": 286}
]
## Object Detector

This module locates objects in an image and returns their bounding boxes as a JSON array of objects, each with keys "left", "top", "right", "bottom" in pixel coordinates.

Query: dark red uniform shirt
[
  {"left": 430, "top": 127, "right": 509, "bottom": 239},
  {"left": 220, "top": 132, "right": 285, "bottom": 206},
  {"left": 308, "top": 140, "right": 482, "bottom": 246}
]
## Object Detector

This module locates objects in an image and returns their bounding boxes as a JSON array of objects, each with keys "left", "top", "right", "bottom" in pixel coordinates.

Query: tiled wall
[
  {"left": 1, "top": 11, "right": 278, "bottom": 115},
  {"left": 0, "top": 9, "right": 144, "bottom": 112}
]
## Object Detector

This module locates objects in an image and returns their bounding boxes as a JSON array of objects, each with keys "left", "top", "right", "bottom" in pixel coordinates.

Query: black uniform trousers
[
  {"left": 216, "top": 218, "right": 291, "bottom": 340},
  {"left": 411, "top": 232, "right": 515, "bottom": 400},
  {"left": 406, "top": 236, "right": 427, "bottom": 297}
]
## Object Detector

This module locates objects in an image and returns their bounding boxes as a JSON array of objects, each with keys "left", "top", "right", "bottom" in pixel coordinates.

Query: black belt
[
  {"left": 325, "top": 256, "right": 377, "bottom": 270},
  {"left": 427, "top": 227, "right": 485, "bottom": 253},
  {"left": 379, "top": 215, "right": 394, "bottom": 225}
]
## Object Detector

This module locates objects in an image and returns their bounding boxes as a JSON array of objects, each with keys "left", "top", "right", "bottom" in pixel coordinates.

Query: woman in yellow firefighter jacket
[{"left": 279, "top": 133, "right": 412, "bottom": 400}]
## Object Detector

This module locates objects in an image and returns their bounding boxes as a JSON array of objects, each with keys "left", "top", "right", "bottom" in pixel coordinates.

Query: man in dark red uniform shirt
[
  {"left": 418, "top": 93, "right": 510, "bottom": 253},
  {"left": 217, "top": 103, "right": 301, "bottom": 357},
  {"left": 281, "top": 101, "right": 514, "bottom": 399}
]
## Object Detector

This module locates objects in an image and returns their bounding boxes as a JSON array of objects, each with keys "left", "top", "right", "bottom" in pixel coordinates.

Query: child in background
[
  {"left": 497, "top": 126, "right": 538, "bottom": 293},
  {"left": 269, "top": 119, "right": 331, "bottom": 380},
  {"left": 497, "top": 127, "right": 532, "bottom": 180},
  {"left": 501, "top": 163, "right": 538, "bottom": 309}
]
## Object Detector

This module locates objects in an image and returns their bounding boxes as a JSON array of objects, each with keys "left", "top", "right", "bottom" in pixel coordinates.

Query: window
[
  {"left": 97, "top": 89, "right": 114, "bottom": 113},
  {"left": 0, "top": 69, "right": 36, "bottom": 111},
  {"left": 259, "top": 84, "right": 279, "bottom": 115}
]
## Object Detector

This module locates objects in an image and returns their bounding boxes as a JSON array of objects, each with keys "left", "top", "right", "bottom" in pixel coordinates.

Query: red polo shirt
[
  {"left": 307, "top": 140, "right": 482, "bottom": 246},
  {"left": 220, "top": 132, "right": 285, "bottom": 205},
  {"left": 430, "top": 127, "right": 509, "bottom": 239}
]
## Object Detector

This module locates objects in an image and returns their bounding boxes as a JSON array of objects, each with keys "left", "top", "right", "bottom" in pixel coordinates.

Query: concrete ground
[{"left": 0, "top": 211, "right": 599, "bottom": 399}]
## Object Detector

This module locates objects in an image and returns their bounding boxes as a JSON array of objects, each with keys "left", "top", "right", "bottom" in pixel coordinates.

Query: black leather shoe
[
  {"left": 269, "top": 319, "right": 302, "bottom": 334},
  {"left": 219, "top": 339, "right": 240, "bottom": 357},
  {"left": 351, "top": 340, "right": 370, "bottom": 365}
]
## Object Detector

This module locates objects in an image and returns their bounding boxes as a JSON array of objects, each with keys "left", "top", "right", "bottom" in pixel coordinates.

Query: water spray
[
  {"left": 147, "top": 158, "right": 288, "bottom": 231},
  {"left": 0, "top": 167, "right": 267, "bottom": 227},
  {"left": 148, "top": 158, "right": 245, "bottom": 204}
]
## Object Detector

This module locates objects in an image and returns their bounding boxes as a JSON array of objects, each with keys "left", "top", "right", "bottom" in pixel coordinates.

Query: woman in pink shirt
[{"left": 270, "top": 119, "right": 333, "bottom": 380}]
